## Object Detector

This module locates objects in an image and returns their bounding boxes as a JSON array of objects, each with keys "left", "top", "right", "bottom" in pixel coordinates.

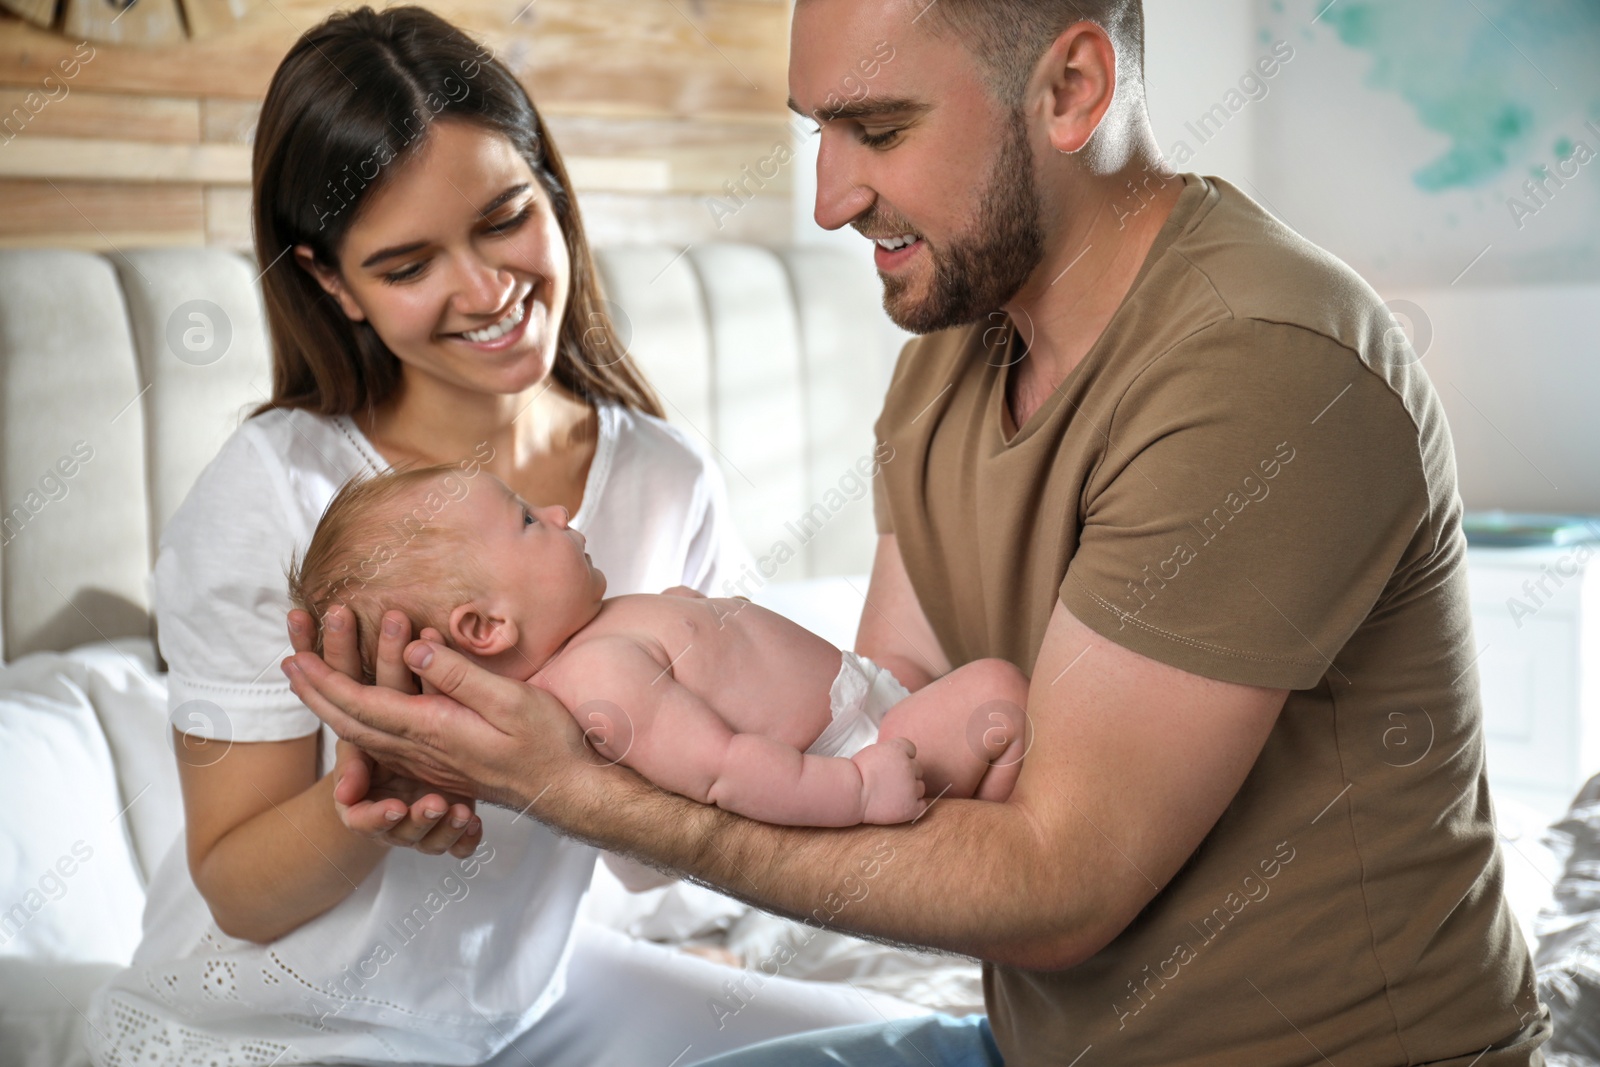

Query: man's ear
[
  {"left": 1037, "top": 22, "right": 1119, "bottom": 156},
  {"left": 449, "top": 604, "right": 518, "bottom": 657},
  {"left": 293, "top": 244, "right": 367, "bottom": 323}
]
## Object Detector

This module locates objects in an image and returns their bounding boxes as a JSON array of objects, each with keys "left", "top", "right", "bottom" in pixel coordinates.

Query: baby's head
[{"left": 287, "top": 463, "right": 605, "bottom": 682}]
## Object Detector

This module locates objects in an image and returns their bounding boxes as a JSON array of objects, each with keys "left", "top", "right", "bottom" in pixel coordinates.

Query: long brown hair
[{"left": 248, "top": 5, "right": 664, "bottom": 422}]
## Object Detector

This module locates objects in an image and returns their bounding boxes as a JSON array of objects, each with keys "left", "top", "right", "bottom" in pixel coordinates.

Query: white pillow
[
  {"left": 0, "top": 958, "right": 118, "bottom": 1067},
  {"left": 68, "top": 639, "right": 183, "bottom": 886},
  {"left": 0, "top": 648, "right": 148, "bottom": 965}
]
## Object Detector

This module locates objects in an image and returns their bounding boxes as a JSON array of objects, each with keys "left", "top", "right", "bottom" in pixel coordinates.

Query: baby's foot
[{"left": 852, "top": 738, "right": 928, "bottom": 824}]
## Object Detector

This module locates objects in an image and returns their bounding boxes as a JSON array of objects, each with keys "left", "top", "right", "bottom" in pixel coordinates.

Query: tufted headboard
[{"left": 0, "top": 244, "right": 905, "bottom": 663}]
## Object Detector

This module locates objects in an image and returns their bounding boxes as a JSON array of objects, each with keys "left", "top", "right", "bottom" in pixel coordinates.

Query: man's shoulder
[
  {"left": 1164, "top": 175, "right": 1397, "bottom": 365},
  {"left": 1115, "top": 176, "right": 1442, "bottom": 444}
]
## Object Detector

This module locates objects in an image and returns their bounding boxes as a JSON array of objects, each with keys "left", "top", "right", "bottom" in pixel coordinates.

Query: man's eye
[{"left": 859, "top": 128, "right": 902, "bottom": 148}]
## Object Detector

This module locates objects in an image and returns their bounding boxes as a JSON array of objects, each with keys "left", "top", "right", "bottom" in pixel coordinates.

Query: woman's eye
[
  {"left": 382, "top": 262, "right": 425, "bottom": 285},
  {"left": 487, "top": 206, "right": 533, "bottom": 236},
  {"left": 378, "top": 207, "right": 532, "bottom": 285},
  {"left": 859, "top": 128, "right": 902, "bottom": 148}
]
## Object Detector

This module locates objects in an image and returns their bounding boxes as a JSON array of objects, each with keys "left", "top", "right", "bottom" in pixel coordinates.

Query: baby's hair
[{"left": 286, "top": 461, "right": 494, "bottom": 682}]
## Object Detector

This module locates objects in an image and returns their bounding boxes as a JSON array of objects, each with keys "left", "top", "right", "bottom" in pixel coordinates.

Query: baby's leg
[{"left": 876, "top": 658, "right": 1030, "bottom": 803}]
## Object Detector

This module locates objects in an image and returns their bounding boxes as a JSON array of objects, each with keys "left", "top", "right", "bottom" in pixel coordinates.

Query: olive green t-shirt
[{"left": 871, "top": 174, "right": 1550, "bottom": 1065}]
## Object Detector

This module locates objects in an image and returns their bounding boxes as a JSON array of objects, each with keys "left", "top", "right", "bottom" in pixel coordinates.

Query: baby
[{"left": 288, "top": 462, "right": 1031, "bottom": 826}]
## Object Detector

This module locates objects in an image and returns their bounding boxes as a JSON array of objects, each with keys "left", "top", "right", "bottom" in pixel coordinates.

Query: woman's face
[{"left": 295, "top": 119, "right": 571, "bottom": 399}]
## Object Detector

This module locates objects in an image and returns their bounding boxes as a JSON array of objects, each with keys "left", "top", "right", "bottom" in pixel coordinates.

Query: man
[{"left": 286, "top": 1, "right": 1552, "bottom": 1063}]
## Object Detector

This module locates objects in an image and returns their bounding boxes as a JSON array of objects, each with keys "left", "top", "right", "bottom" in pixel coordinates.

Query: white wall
[
  {"left": 1142, "top": 0, "right": 1261, "bottom": 190},
  {"left": 791, "top": 123, "right": 912, "bottom": 392},
  {"left": 1385, "top": 285, "right": 1600, "bottom": 513}
]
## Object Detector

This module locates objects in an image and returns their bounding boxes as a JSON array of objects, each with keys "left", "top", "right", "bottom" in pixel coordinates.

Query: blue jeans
[{"left": 685, "top": 1012, "right": 1003, "bottom": 1067}]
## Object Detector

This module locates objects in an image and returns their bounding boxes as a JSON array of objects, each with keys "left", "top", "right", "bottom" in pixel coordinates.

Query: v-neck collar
[{"left": 994, "top": 173, "right": 1212, "bottom": 449}]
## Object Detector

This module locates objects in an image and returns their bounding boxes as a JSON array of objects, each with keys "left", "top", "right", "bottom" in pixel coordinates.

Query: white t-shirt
[{"left": 86, "top": 400, "right": 756, "bottom": 1066}]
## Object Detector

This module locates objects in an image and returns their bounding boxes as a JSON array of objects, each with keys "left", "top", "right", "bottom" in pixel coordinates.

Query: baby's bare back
[{"left": 541, "top": 592, "right": 846, "bottom": 754}]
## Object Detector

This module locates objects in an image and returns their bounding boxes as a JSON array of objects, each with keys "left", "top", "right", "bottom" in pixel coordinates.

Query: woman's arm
[
  {"left": 181, "top": 612, "right": 482, "bottom": 945},
  {"left": 178, "top": 731, "right": 384, "bottom": 943}
]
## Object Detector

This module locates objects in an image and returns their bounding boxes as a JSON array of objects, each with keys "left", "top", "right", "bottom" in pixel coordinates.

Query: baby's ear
[{"left": 449, "top": 604, "right": 517, "bottom": 656}]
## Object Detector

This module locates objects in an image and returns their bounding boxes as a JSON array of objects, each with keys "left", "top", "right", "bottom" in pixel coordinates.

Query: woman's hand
[
  {"left": 283, "top": 608, "right": 595, "bottom": 815},
  {"left": 331, "top": 738, "right": 483, "bottom": 858},
  {"left": 289, "top": 606, "right": 483, "bottom": 857}
]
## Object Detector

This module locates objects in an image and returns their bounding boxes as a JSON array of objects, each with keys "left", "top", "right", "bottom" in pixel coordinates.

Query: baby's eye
[{"left": 523, "top": 508, "right": 535, "bottom": 526}]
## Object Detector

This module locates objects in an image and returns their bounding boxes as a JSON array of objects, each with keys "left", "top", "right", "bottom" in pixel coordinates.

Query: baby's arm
[{"left": 566, "top": 638, "right": 924, "bottom": 826}]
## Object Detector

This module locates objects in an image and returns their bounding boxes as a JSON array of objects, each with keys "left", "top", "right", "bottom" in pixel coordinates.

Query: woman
[{"left": 83, "top": 8, "right": 923, "bottom": 1065}]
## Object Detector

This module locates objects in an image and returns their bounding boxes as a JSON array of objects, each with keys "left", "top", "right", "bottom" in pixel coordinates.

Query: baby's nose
[{"left": 545, "top": 504, "right": 570, "bottom": 528}]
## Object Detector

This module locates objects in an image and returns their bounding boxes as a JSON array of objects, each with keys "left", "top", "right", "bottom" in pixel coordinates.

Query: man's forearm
[{"left": 539, "top": 760, "right": 1080, "bottom": 970}]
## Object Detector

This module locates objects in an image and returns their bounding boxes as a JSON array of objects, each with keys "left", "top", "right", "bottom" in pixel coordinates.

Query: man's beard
[{"left": 879, "top": 110, "right": 1046, "bottom": 335}]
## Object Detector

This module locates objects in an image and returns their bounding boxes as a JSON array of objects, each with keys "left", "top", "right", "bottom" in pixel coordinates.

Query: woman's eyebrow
[{"left": 358, "top": 184, "right": 534, "bottom": 269}]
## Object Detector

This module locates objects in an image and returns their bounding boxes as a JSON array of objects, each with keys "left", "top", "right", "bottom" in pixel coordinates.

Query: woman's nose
[{"left": 455, "top": 260, "right": 516, "bottom": 317}]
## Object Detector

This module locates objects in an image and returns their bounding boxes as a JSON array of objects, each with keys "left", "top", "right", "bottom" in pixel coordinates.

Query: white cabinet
[{"left": 1467, "top": 544, "right": 1600, "bottom": 823}]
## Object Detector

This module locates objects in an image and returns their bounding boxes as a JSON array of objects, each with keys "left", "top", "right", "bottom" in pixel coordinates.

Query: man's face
[{"left": 789, "top": 0, "right": 1047, "bottom": 334}]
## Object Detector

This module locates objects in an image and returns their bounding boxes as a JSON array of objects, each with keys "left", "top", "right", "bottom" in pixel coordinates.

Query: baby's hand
[{"left": 852, "top": 738, "right": 927, "bottom": 824}]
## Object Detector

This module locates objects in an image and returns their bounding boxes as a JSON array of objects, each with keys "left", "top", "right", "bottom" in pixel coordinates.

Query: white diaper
[{"left": 804, "top": 650, "right": 913, "bottom": 759}]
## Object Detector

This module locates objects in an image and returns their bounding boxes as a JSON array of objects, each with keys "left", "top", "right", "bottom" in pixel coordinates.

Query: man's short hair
[{"left": 921, "top": 0, "right": 1145, "bottom": 109}]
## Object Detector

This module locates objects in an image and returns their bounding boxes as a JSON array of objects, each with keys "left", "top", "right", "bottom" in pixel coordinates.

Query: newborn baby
[{"left": 288, "top": 463, "right": 1030, "bottom": 826}]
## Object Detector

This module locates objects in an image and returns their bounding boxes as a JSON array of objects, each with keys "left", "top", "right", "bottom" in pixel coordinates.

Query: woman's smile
[{"left": 442, "top": 286, "right": 540, "bottom": 351}]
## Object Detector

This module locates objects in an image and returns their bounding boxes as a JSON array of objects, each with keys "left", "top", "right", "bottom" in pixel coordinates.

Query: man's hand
[
  {"left": 283, "top": 608, "right": 592, "bottom": 812},
  {"left": 288, "top": 606, "right": 485, "bottom": 854}
]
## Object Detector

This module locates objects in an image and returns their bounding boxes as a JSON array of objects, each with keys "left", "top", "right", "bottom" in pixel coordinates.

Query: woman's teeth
[
  {"left": 876, "top": 234, "right": 919, "bottom": 251},
  {"left": 459, "top": 295, "right": 527, "bottom": 343}
]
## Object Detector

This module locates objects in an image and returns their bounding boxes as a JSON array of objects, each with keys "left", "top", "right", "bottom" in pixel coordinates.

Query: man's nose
[{"left": 813, "top": 133, "right": 875, "bottom": 232}]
